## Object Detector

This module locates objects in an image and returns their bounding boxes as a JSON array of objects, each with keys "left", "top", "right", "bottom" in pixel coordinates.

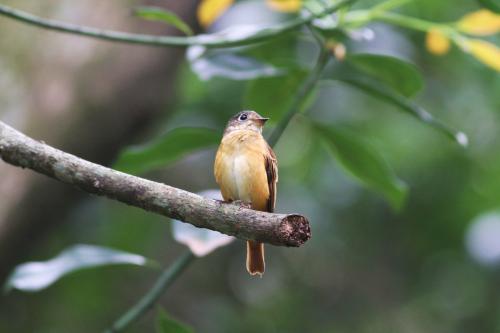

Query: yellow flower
[
  {"left": 266, "top": 0, "right": 302, "bottom": 13},
  {"left": 197, "top": 0, "right": 234, "bottom": 28},
  {"left": 463, "top": 39, "right": 500, "bottom": 72},
  {"left": 426, "top": 28, "right": 451, "bottom": 55},
  {"left": 457, "top": 9, "right": 500, "bottom": 36}
]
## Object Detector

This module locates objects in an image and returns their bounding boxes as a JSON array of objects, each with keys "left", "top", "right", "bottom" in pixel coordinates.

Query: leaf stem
[
  {"left": 344, "top": 10, "right": 453, "bottom": 34},
  {"left": 373, "top": 11, "right": 442, "bottom": 32},
  {"left": 0, "top": 0, "right": 353, "bottom": 49},
  {"left": 267, "top": 42, "right": 330, "bottom": 147},
  {"left": 371, "top": 0, "right": 412, "bottom": 14},
  {"left": 104, "top": 251, "right": 195, "bottom": 333},
  {"left": 344, "top": 10, "right": 465, "bottom": 46}
]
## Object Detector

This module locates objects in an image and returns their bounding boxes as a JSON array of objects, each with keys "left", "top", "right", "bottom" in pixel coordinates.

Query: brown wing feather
[{"left": 264, "top": 145, "right": 278, "bottom": 213}]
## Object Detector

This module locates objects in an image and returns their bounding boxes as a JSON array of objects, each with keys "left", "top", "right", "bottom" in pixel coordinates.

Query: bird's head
[{"left": 224, "top": 111, "right": 269, "bottom": 134}]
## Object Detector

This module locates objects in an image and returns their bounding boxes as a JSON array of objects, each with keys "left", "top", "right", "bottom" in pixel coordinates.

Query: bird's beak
[{"left": 254, "top": 117, "right": 269, "bottom": 125}]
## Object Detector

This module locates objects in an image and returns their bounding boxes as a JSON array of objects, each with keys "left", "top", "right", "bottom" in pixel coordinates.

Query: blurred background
[{"left": 0, "top": 0, "right": 499, "bottom": 332}]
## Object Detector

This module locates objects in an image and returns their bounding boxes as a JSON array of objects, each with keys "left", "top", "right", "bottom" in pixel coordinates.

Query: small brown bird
[{"left": 214, "top": 111, "right": 278, "bottom": 276}]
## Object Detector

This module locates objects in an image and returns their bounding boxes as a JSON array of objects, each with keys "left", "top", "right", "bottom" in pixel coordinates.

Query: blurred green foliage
[
  {"left": 345, "top": 53, "right": 423, "bottom": 97},
  {"left": 1, "top": 0, "right": 500, "bottom": 332},
  {"left": 114, "top": 128, "right": 219, "bottom": 175},
  {"left": 134, "top": 6, "right": 194, "bottom": 36},
  {"left": 156, "top": 308, "right": 193, "bottom": 333},
  {"left": 316, "top": 124, "right": 408, "bottom": 209}
]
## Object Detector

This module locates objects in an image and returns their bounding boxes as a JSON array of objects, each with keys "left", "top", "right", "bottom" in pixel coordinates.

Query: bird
[{"left": 214, "top": 110, "right": 278, "bottom": 276}]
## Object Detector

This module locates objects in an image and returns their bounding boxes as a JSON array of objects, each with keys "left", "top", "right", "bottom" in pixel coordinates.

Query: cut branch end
[{"left": 279, "top": 214, "right": 311, "bottom": 247}]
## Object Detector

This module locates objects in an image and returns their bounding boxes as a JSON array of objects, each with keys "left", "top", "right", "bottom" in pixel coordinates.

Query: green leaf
[
  {"left": 4, "top": 244, "right": 153, "bottom": 293},
  {"left": 156, "top": 308, "right": 193, "bottom": 333},
  {"left": 331, "top": 76, "right": 468, "bottom": 147},
  {"left": 243, "top": 68, "right": 308, "bottom": 121},
  {"left": 346, "top": 53, "right": 423, "bottom": 97},
  {"left": 315, "top": 124, "right": 408, "bottom": 210},
  {"left": 187, "top": 46, "right": 284, "bottom": 81},
  {"left": 477, "top": 0, "right": 500, "bottom": 13},
  {"left": 372, "top": 0, "right": 412, "bottom": 12},
  {"left": 114, "top": 127, "right": 220, "bottom": 175},
  {"left": 304, "top": 1, "right": 339, "bottom": 31},
  {"left": 245, "top": 33, "right": 300, "bottom": 69},
  {"left": 134, "top": 6, "right": 193, "bottom": 36}
]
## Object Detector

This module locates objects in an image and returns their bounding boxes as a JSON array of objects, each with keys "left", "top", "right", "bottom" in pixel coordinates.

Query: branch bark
[{"left": 0, "top": 121, "right": 311, "bottom": 247}]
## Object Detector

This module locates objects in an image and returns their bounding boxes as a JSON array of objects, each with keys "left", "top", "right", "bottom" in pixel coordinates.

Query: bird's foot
[{"left": 230, "top": 200, "right": 252, "bottom": 209}]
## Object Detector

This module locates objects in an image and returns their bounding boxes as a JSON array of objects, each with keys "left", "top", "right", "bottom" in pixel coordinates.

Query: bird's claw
[{"left": 230, "top": 200, "right": 252, "bottom": 209}]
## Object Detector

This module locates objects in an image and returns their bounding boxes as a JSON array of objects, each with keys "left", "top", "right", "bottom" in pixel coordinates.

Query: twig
[
  {"left": 267, "top": 39, "right": 331, "bottom": 147},
  {"left": 104, "top": 251, "right": 195, "bottom": 333},
  {"left": 0, "top": 121, "right": 310, "bottom": 247},
  {"left": 0, "top": 0, "right": 353, "bottom": 48}
]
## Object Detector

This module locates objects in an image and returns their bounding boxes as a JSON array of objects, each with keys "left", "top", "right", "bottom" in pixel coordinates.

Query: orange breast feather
[{"left": 214, "top": 130, "right": 270, "bottom": 211}]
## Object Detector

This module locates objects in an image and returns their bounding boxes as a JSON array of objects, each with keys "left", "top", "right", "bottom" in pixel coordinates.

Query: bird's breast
[
  {"left": 227, "top": 153, "right": 252, "bottom": 202},
  {"left": 214, "top": 131, "right": 269, "bottom": 210}
]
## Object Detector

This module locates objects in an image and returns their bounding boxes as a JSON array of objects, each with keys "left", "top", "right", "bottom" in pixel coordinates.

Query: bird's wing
[{"left": 264, "top": 145, "right": 278, "bottom": 213}]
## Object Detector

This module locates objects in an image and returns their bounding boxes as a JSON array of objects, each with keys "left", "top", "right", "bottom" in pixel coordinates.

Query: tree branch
[
  {"left": 0, "top": 1, "right": 353, "bottom": 49},
  {"left": 0, "top": 121, "right": 310, "bottom": 247}
]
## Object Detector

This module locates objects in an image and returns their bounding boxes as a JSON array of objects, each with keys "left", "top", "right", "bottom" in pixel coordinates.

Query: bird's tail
[{"left": 246, "top": 240, "right": 265, "bottom": 276}]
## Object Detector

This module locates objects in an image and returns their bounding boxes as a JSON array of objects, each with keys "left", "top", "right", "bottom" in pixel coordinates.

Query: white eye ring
[{"left": 239, "top": 114, "right": 248, "bottom": 121}]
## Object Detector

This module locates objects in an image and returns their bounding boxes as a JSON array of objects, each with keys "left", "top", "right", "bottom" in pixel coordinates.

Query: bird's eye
[{"left": 239, "top": 113, "right": 248, "bottom": 121}]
